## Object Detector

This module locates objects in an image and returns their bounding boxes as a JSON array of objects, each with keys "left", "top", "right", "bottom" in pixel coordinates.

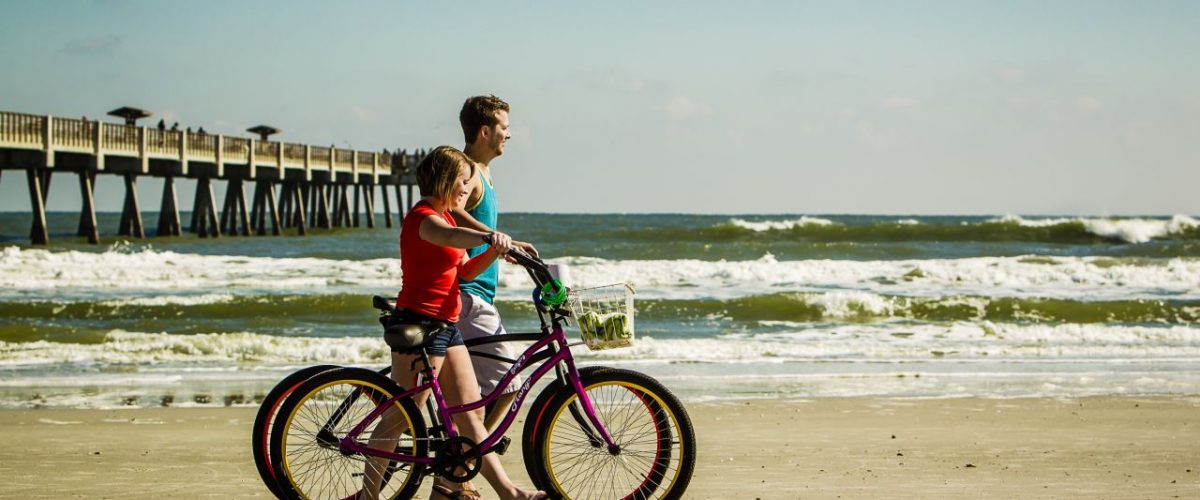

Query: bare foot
[{"left": 508, "top": 488, "right": 547, "bottom": 500}]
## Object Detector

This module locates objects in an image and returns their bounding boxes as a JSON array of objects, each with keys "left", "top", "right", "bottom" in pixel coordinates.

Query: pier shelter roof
[
  {"left": 107, "top": 106, "right": 152, "bottom": 125},
  {"left": 247, "top": 125, "right": 280, "bottom": 140}
]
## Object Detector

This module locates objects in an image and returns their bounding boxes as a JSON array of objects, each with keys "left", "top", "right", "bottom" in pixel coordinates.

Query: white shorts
[{"left": 458, "top": 291, "right": 522, "bottom": 395}]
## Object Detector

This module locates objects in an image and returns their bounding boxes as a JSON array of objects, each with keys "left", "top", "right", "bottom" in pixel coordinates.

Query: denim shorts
[{"left": 424, "top": 323, "right": 465, "bottom": 356}]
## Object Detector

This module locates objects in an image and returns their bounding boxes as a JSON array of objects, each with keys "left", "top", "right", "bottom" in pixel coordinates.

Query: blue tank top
[{"left": 459, "top": 170, "right": 498, "bottom": 304}]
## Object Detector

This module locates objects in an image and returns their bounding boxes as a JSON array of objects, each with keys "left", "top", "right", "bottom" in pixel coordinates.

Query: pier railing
[
  {"left": 2, "top": 110, "right": 424, "bottom": 245},
  {"left": 0, "top": 111, "right": 396, "bottom": 178}
]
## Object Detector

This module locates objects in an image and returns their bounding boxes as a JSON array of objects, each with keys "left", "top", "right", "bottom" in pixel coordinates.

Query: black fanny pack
[{"left": 381, "top": 309, "right": 449, "bottom": 353}]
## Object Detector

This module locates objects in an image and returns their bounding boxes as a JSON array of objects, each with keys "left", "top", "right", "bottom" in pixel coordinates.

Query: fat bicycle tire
[
  {"left": 521, "top": 365, "right": 607, "bottom": 475},
  {"left": 252, "top": 364, "right": 339, "bottom": 497},
  {"left": 270, "top": 367, "right": 427, "bottom": 500},
  {"left": 524, "top": 367, "right": 696, "bottom": 500}
]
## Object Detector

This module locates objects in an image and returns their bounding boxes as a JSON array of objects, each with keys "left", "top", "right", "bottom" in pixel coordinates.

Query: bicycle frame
[{"left": 339, "top": 320, "right": 619, "bottom": 464}]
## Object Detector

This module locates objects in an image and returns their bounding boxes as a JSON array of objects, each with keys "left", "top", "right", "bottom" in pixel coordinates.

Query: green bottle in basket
[
  {"left": 578, "top": 310, "right": 632, "bottom": 346},
  {"left": 578, "top": 310, "right": 603, "bottom": 344}
]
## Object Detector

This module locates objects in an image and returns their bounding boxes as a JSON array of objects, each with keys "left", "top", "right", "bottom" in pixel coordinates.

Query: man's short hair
[{"left": 459, "top": 95, "right": 510, "bottom": 144}]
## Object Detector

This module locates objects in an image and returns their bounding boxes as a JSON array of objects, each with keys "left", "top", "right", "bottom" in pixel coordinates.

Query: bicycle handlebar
[
  {"left": 481, "top": 233, "right": 547, "bottom": 274},
  {"left": 481, "top": 233, "right": 566, "bottom": 309}
]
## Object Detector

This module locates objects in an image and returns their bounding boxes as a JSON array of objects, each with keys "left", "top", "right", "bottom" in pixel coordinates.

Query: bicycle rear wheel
[
  {"left": 252, "top": 364, "right": 338, "bottom": 497},
  {"left": 526, "top": 367, "right": 696, "bottom": 500},
  {"left": 271, "top": 367, "right": 427, "bottom": 500}
]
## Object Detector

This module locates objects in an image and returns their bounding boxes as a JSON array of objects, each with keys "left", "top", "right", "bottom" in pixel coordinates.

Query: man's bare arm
[{"left": 450, "top": 207, "right": 492, "bottom": 232}]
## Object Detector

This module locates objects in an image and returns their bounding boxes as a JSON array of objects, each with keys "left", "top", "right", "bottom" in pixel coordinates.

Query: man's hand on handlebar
[{"left": 507, "top": 241, "right": 539, "bottom": 263}]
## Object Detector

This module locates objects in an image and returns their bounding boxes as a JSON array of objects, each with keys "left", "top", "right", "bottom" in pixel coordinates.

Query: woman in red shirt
[{"left": 362, "top": 146, "right": 545, "bottom": 500}]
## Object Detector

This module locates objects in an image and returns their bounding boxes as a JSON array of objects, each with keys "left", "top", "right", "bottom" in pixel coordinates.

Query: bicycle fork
[{"left": 562, "top": 357, "right": 621, "bottom": 455}]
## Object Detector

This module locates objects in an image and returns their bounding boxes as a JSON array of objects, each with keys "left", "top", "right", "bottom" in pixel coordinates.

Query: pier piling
[
  {"left": 77, "top": 171, "right": 100, "bottom": 244},
  {"left": 382, "top": 183, "right": 393, "bottom": 228},
  {"left": 26, "top": 168, "right": 48, "bottom": 245},
  {"left": 117, "top": 174, "right": 145, "bottom": 238},
  {"left": 157, "top": 176, "right": 181, "bottom": 237},
  {"left": 263, "top": 182, "right": 280, "bottom": 236}
]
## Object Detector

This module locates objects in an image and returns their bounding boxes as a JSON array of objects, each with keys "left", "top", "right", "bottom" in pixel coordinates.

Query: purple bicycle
[{"left": 267, "top": 249, "right": 695, "bottom": 499}]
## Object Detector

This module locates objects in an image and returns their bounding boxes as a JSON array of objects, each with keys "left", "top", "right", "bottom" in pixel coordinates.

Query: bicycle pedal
[{"left": 488, "top": 436, "right": 512, "bottom": 456}]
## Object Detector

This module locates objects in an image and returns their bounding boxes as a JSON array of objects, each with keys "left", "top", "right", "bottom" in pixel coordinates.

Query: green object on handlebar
[{"left": 540, "top": 279, "right": 568, "bottom": 307}]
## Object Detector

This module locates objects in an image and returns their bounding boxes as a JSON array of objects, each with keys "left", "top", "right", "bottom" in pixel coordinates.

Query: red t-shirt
[{"left": 395, "top": 201, "right": 464, "bottom": 323}]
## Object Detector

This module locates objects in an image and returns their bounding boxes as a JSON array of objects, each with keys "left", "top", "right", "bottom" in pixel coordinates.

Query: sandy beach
[{"left": 0, "top": 396, "right": 1196, "bottom": 499}]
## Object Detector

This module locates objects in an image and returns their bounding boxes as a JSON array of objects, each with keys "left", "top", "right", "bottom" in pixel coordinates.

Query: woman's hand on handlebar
[{"left": 485, "top": 231, "right": 514, "bottom": 255}]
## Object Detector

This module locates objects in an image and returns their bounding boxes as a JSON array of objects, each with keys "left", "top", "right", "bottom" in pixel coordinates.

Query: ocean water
[{"left": 1, "top": 212, "right": 1199, "bottom": 408}]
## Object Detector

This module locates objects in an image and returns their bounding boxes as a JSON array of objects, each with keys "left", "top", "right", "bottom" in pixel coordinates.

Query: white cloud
[
  {"left": 1076, "top": 96, "right": 1104, "bottom": 113},
  {"left": 995, "top": 66, "right": 1025, "bottom": 83},
  {"left": 881, "top": 96, "right": 918, "bottom": 110},
  {"left": 351, "top": 106, "right": 377, "bottom": 123},
  {"left": 1123, "top": 121, "right": 1154, "bottom": 147},
  {"left": 1183, "top": 96, "right": 1200, "bottom": 112},
  {"left": 662, "top": 96, "right": 712, "bottom": 119},
  {"left": 856, "top": 121, "right": 892, "bottom": 148},
  {"left": 60, "top": 35, "right": 121, "bottom": 55},
  {"left": 604, "top": 74, "right": 646, "bottom": 94}
]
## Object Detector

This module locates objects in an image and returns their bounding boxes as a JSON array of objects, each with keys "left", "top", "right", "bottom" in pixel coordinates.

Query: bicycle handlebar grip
[
  {"left": 507, "top": 247, "right": 535, "bottom": 266},
  {"left": 481, "top": 233, "right": 538, "bottom": 269}
]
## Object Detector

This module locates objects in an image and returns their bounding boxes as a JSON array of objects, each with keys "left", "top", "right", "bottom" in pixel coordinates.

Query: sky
[{"left": 1, "top": 0, "right": 1198, "bottom": 215}]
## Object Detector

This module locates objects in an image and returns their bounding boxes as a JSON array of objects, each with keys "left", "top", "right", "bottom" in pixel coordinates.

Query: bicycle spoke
[
  {"left": 273, "top": 368, "right": 427, "bottom": 500},
  {"left": 532, "top": 370, "right": 695, "bottom": 500}
]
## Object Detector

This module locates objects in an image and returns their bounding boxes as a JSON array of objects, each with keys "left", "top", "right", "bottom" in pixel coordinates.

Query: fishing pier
[{"left": 0, "top": 109, "right": 422, "bottom": 245}]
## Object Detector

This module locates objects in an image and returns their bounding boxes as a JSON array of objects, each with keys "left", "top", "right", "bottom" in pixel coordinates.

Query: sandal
[{"left": 431, "top": 483, "right": 483, "bottom": 500}]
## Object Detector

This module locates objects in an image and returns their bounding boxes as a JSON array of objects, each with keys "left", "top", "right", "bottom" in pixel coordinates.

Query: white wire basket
[{"left": 566, "top": 283, "right": 635, "bottom": 351}]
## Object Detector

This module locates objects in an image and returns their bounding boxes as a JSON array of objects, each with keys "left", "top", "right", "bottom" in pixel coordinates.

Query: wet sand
[{"left": 1, "top": 396, "right": 1197, "bottom": 499}]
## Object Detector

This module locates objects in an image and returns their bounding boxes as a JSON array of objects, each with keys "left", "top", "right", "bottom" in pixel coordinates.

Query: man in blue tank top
[{"left": 451, "top": 95, "right": 538, "bottom": 431}]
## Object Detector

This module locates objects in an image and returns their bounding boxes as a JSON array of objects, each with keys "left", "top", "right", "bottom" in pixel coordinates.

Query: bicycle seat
[
  {"left": 372, "top": 295, "right": 396, "bottom": 313},
  {"left": 381, "top": 309, "right": 449, "bottom": 352}
]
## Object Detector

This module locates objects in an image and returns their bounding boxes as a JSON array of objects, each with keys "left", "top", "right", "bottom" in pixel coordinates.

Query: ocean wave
[
  {"left": 990, "top": 214, "right": 1200, "bottom": 244},
  {"left": 2, "top": 292, "right": 1193, "bottom": 348},
  {"left": 8, "top": 290, "right": 1196, "bottom": 331},
  {"left": 4, "top": 246, "right": 1198, "bottom": 302},
  {"left": 636, "top": 292, "right": 1200, "bottom": 325},
  {"left": 707, "top": 214, "right": 1200, "bottom": 244},
  {"left": 585, "top": 322, "right": 1200, "bottom": 363},
  {"left": 0, "top": 245, "right": 399, "bottom": 295},
  {"left": 0, "top": 330, "right": 391, "bottom": 367},
  {"left": 538, "top": 254, "right": 1200, "bottom": 301},
  {"left": 728, "top": 216, "right": 835, "bottom": 231},
  {"left": 4, "top": 323, "right": 1199, "bottom": 369},
  {"left": 97, "top": 293, "right": 239, "bottom": 307}
]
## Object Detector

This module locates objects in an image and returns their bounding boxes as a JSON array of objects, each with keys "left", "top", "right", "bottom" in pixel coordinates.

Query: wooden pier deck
[{"left": 0, "top": 110, "right": 421, "bottom": 244}]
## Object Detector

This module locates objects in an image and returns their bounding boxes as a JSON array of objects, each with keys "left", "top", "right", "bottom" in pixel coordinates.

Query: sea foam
[
  {"left": 4, "top": 246, "right": 1197, "bottom": 302},
  {"left": 2, "top": 325, "right": 1199, "bottom": 407},
  {"left": 509, "top": 254, "right": 1200, "bottom": 301},
  {"left": 3, "top": 323, "right": 1198, "bottom": 369}
]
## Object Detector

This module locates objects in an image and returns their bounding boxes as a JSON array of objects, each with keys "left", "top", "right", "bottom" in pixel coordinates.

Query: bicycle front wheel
[
  {"left": 526, "top": 367, "right": 696, "bottom": 500},
  {"left": 270, "top": 367, "right": 427, "bottom": 500}
]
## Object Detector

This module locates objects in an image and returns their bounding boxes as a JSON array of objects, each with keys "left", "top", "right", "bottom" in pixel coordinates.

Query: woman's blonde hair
[{"left": 415, "top": 146, "right": 474, "bottom": 203}]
